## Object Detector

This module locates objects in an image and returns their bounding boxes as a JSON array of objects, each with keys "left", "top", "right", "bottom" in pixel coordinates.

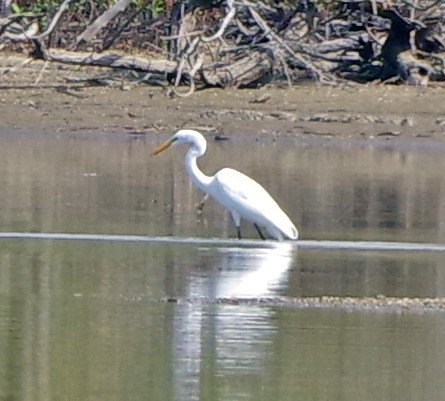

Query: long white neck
[{"left": 185, "top": 148, "right": 213, "bottom": 193}]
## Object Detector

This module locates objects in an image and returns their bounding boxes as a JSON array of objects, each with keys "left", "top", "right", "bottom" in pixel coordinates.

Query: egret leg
[
  {"left": 254, "top": 224, "right": 266, "bottom": 240},
  {"left": 230, "top": 210, "right": 242, "bottom": 240},
  {"left": 196, "top": 193, "right": 209, "bottom": 215}
]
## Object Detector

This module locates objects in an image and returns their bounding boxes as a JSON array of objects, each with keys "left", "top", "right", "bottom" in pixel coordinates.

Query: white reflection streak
[
  {"left": 214, "top": 243, "right": 293, "bottom": 299},
  {"left": 172, "top": 305, "right": 203, "bottom": 401},
  {"left": 172, "top": 243, "right": 294, "bottom": 401}
]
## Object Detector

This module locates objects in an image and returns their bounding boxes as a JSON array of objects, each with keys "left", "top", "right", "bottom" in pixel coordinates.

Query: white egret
[{"left": 153, "top": 129, "right": 298, "bottom": 241}]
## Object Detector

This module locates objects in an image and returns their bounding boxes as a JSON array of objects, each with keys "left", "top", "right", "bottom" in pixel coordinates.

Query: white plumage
[{"left": 153, "top": 129, "right": 298, "bottom": 241}]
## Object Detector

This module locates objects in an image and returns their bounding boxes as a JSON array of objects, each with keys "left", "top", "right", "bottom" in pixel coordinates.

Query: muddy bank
[{"left": 1, "top": 56, "right": 445, "bottom": 140}]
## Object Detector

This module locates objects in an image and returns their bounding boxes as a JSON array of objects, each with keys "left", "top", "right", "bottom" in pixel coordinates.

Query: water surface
[{"left": 1, "top": 132, "right": 445, "bottom": 401}]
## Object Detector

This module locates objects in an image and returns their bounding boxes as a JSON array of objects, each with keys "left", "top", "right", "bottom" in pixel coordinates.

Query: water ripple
[{"left": 0, "top": 232, "right": 444, "bottom": 252}]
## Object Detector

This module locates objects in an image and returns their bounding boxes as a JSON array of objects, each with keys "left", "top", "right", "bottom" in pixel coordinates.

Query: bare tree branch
[
  {"left": 244, "top": 2, "right": 335, "bottom": 83},
  {"left": 201, "top": 0, "right": 236, "bottom": 42},
  {"left": 34, "top": 0, "right": 73, "bottom": 39},
  {"left": 10, "top": 0, "right": 443, "bottom": 90},
  {"left": 75, "top": 0, "right": 132, "bottom": 46}
]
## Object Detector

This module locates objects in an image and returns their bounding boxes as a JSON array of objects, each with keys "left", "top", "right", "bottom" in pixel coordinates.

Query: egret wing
[
  {"left": 213, "top": 168, "right": 274, "bottom": 204},
  {"left": 211, "top": 168, "right": 296, "bottom": 238}
]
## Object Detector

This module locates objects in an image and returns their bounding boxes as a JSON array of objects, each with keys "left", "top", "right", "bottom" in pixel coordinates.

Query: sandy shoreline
[{"left": 1, "top": 55, "right": 445, "bottom": 141}]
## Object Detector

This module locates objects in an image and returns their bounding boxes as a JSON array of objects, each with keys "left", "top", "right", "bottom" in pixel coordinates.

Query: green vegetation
[
  {"left": 12, "top": 0, "right": 169, "bottom": 14},
  {"left": 9, "top": 1, "right": 348, "bottom": 16}
]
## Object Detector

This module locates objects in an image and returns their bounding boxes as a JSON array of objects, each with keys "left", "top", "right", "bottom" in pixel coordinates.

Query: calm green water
[{"left": 1, "top": 132, "right": 445, "bottom": 401}]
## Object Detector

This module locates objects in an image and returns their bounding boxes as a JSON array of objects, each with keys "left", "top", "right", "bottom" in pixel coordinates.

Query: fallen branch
[
  {"left": 32, "top": 41, "right": 180, "bottom": 75},
  {"left": 0, "top": 11, "right": 40, "bottom": 40},
  {"left": 8, "top": 0, "right": 443, "bottom": 90}
]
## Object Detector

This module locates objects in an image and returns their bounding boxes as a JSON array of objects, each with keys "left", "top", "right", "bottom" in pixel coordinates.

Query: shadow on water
[{"left": 2, "top": 132, "right": 445, "bottom": 400}]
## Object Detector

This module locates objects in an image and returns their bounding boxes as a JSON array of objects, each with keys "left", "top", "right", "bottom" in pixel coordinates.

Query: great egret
[{"left": 153, "top": 129, "right": 298, "bottom": 241}]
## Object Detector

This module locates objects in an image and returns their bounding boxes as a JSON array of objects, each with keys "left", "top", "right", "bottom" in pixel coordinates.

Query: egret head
[{"left": 153, "top": 129, "right": 207, "bottom": 156}]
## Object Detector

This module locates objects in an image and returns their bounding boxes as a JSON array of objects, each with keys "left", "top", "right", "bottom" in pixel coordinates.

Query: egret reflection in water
[
  {"left": 171, "top": 244, "right": 295, "bottom": 401},
  {"left": 213, "top": 242, "right": 294, "bottom": 298}
]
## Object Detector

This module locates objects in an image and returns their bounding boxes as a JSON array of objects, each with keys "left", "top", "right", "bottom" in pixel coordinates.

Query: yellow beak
[{"left": 153, "top": 138, "right": 175, "bottom": 156}]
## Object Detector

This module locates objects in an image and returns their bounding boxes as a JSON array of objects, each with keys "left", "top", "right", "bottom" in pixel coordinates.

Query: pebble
[
  {"left": 157, "top": 295, "right": 445, "bottom": 313},
  {"left": 436, "top": 117, "right": 445, "bottom": 126}
]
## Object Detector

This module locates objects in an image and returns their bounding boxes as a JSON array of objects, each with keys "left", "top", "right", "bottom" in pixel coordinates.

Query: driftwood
[
  {"left": 32, "top": 40, "right": 179, "bottom": 75},
  {"left": 2, "top": 0, "right": 445, "bottom": 93},
  {"left": 202, "top": 49, "right": 274, "bottom": 87},
  {"left": 0, "top": 13, "right": 38, "bottom": 40}
]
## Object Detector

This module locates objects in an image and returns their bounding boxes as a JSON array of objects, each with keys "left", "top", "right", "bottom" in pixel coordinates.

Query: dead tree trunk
[
  {"left": 380, "top": 9, "right": 433, "bottom": 84},
  {"left": 202, "top": 49, "right": 274, "bottom": 88}
]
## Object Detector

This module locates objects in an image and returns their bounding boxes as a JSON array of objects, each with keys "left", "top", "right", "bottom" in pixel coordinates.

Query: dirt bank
[{"left": 1, "top": 55, "right": 445, "bottom": 140}]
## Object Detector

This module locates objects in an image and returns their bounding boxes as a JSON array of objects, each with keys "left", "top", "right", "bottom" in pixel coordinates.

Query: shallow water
[{"left": 1, "top": 132, "right": 445, "bottom": 401}]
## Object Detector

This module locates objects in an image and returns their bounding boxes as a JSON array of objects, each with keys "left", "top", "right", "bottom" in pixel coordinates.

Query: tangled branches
[{"left": 1, "top": 0, "right": 444, "bottom": 95}]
